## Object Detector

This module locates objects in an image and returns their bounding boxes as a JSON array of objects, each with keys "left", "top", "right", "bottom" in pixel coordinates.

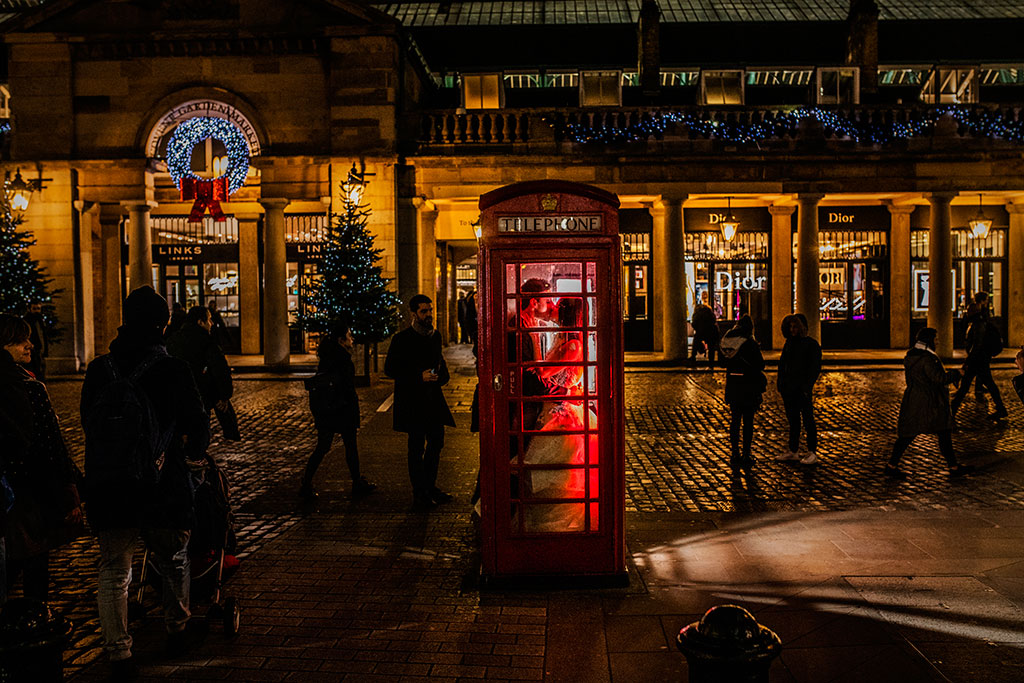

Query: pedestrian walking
[
  {"left": 299, "top": 322, "right": 376, "bottom": 500},
  {"left": 464, "top": 289, "right": 478, "bottom": 345},
  {"left": 950, "top": 301, "right": 1008, "bottom": 421},
  {"left": 885, "top": 327, "right": 974, "bottom": 480},
  {"left": 689, "top": 291, "right": 719, "bottom": 368},
  {"left": 1, "top": 313, "right": 83, "bottom": 604},
  {"left": 384, "top": 294, "right": 456, "bottom": 509},
  {"left": 23, "top": 301, "right": 49, "bottom": 380},
  {"left": 775, "top": 313, "right": 823, "bottom": 465},
  {"left": 81, "top": 286, "right": 210, "bottom": 679},
  {"left": 166, "top": 305, "right": 240, "bottom": 440},
  {"left": 719, "top": 315, "right": 767, "bottom": 473},
  {"left": 457, "top": 291, "right": 469, "bottom": 343},
  {"left": 166, "top": 301, "right": 186, "bottom": 337}
]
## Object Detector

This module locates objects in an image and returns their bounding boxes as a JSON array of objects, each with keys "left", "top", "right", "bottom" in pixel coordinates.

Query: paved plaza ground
[{"left": 23, "top": 345, "right": 1024, "bottom": 681}]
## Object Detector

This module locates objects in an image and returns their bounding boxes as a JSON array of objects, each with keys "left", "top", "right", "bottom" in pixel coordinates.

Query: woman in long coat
[
  {"left": 719, "top": 315, "right": 766, "bottom": 473},
  {"left": 1, "top": 313, "right": 83, "bottom": 602},
  {"left": 300, "top": 323, "right": 376, "bottom": 499},
  {"left": 886, "top": 327, "right": 974, "bottom": 479}
]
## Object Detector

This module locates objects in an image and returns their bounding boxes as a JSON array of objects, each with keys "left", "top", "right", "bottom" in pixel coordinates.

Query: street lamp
[
  {"left": 968, "top": 193, "right": 992, "bottom": 239},
  {"left": 471, "top": 217, "right": 482, "bottom": 242},
  {"left": 341, "top": 162, "right": 374, "bottom": 206},
  {"left": 720, "top": 196, "right": 740, "bottom": 242},
  {"left": 4, "top": 168, "right": 45, "bottom": 213}
]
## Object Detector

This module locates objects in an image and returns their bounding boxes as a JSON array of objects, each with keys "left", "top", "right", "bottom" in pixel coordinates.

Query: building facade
[{"left": 3, "top": 0, "right": 1024, "bottom": 371}]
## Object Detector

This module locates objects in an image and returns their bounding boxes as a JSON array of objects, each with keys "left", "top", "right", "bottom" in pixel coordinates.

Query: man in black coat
[
  {"left": 950, "top": 305, "right": 1007, "bottom": 421},
  {"left": 384, "top": 294, "right": 456, "bottom": 508},
  {"left": 81, "top": 286, "right": 210, "bottom": 678}
]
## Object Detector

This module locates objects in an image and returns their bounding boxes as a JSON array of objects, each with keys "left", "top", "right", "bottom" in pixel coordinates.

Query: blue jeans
[{"left": 97, "top": 528, "right": 191, "bottom": 661}]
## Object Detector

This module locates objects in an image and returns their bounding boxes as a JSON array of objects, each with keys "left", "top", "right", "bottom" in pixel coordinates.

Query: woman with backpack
[
  {"left": 300, "top": 323, "right": 376, "bottom": 500},
  {"left": 950, "top": 307, "right": 1008, "bottom": 421},
  {"left": 0, "top": 313, "right": 83, "bottom": 603},
  {"left": 719, "top": 315, "right": 767, "bottom": 474}
]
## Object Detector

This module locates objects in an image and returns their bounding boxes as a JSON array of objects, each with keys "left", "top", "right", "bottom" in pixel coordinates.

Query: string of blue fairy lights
[{"left": 550, "top": 107, "right": 1024, "bottom": 145}]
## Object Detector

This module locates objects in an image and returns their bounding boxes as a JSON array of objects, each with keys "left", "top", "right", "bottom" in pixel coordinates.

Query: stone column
[
  {"left": 260, "top": 198, "right": 290, "bottom": 367},
  {"left": 655, "top": 195, "right": 687, "bottom": 361},
  {"left": 123, "top": 200, "right": 157, "bottom": 293},
  {"left": 926, "top": 192, "right": 956, "bottom": 358},
  {"left": 795, "top": 194, "right": 824, "bottom": 342},
  {"left": 1007, "top": 203, "right": 1024, "bottom": 347},
  {"left": 413, "top": 198, "right": 438, "bottom": 302},
  {"left": 646, "top": 202, "right": 665, "bottom": 351},
  {"left": 72, "top": 201, "right": 97, "bottom": 367},
  {"left": 888, "top": 204, "right": 915, "bottom": 349},
  {"left": 769, "top": 204, "right": 796, "bottom": 350},
  {"left": 237, "top": 213, "right": 262, "bottom": 355},
  {"left": 94, "top": 206, "right": 124, "bottom": 351}
]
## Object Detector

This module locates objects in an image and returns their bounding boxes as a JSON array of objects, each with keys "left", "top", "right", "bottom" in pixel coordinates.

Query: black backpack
[
  {"left": 984, "top": 321, "right": 1005, "bottom": 358},
  {"left": 84, "top": 352, "right": 174, "bottom": 490}
]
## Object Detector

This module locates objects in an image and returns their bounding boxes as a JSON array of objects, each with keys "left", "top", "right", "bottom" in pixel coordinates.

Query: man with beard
[{"left": 384, "top": 295, "right": 456, "bottom": 509}]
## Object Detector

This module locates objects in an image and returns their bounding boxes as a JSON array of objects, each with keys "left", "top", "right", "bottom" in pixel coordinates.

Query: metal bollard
[
  {"left": 0, "top": 598, "right": 74, "bottom": 682},
  {"left": 676, "top": 604, "right": 781, "bottom": 683}
]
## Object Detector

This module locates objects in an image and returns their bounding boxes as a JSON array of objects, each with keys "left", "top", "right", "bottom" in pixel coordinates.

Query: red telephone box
[{"left": 477, "top": 180, "right": 625, "bottom": 581}]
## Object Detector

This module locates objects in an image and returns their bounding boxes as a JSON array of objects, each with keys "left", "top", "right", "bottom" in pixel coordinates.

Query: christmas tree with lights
[
  {"left": 299, "top": 165, "right": 400, "bottom": 345},
  {"left": 0, "top": 196, "right": 59, "bottom": 332}
]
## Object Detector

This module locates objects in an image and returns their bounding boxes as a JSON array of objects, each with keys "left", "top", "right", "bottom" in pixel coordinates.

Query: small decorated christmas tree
[
  {"left": 299, "top": 164, "right": 400, "bottom": 350},
  {"left": 0, "top": 189, "right": 59, "bottom": 333}
]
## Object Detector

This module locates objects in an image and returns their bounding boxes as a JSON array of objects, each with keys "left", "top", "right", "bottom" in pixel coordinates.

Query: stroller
[{"left": 135, "top": 453, "right": 241, "bottom": 637}]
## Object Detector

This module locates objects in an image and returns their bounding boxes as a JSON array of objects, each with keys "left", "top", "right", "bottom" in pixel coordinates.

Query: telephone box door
[{"left": 478, "top": 181, "right": 624, "bottom": 579}]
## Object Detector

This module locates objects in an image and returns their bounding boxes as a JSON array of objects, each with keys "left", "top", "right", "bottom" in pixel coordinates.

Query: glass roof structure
[{"left": 372, "top": 1, "right": 1024, "bottom": 26}]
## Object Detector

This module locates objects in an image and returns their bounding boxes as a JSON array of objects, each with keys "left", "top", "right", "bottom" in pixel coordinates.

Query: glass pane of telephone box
[{"left": 506, "top": 260, "right": 603, "bottom": 534}]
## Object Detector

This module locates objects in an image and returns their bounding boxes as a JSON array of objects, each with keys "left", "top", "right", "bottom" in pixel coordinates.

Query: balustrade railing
[{"left": 417, "top": 104, "right": 1024, "bottom": 147}]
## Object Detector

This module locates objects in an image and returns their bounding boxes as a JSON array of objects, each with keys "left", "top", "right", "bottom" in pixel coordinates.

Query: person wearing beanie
[
  {"left": 885, "top": 327, "right": 974, "bottom": 480},
  {"left": 81, "top": 286, "right": 211, "bottom": 678},
  {"left": 719, "top": 314, "right": 767, "bottom": 474}
]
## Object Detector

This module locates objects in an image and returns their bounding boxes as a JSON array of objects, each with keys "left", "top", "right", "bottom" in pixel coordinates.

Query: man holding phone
[{"left": 385, "top": 294, "right": 456, "bottom": 508}]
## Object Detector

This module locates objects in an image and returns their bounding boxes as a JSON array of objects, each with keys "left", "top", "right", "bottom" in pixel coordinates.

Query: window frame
[
  {"left": 816, "top": 67, "right": 860, "bottom": 105},
  {"left": 700, "top": 69, "right": 745, "bottom": 105},
  {"left": 462, "top": 72, "right": 504, "bottom": 110},
  {"left": 579, "top": 70, "right": 623, "bottom": 107}
]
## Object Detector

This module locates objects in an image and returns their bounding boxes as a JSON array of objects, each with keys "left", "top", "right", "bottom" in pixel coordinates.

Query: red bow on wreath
[{"left": 180, "top": 177, "right": 228, "bottom": 222}]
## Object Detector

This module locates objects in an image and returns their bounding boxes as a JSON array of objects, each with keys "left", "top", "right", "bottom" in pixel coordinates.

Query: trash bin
[
  {"left": 0, "top": 598, "right": 74, "bottom": 682},
  {"left": 676, "top": 604, "right": 781, "bottom": 683}
]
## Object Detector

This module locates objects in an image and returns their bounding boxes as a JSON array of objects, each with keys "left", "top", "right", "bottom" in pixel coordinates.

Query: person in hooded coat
[
  {"left": 300, "top": 322, "right": 376, "bottom": 500},
  {"left": 1014, "top": 348, "right": 1024, "bottom": 407},
  {"left": 775, "top": 313, "right": 822, "bottom": 465},
  {"left": 718, "top": 315, "right": 766, "bottom": 473},
  {"left": 885, "top": 327, "right": 974, "bottom": 480}
]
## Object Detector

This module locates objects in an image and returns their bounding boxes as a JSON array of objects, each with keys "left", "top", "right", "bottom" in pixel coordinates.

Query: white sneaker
[
  {"left": 799, "top": 451, "right": 819, "bottom": 465},
  {"left": 776, "top": 450, "right": 800, "bottom": 462}
]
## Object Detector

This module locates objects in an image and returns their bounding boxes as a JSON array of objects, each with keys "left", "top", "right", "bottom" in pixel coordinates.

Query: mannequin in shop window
[{"left": 523, "top": 297, "right": 596, "bottom": 532}]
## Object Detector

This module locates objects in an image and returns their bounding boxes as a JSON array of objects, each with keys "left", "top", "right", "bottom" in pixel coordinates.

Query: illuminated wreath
[{"left": 165, "top": 116, "right": 250, "bottom": 194}]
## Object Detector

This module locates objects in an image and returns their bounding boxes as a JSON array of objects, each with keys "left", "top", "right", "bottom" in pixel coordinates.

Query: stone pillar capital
[
  {"left": 796, "top": 193, "right": 825, "bottom": 205},
  {"left": 411, "top": 196, "right": 437, "bottom": 213},
  {"left": 886, "top": 203, "right": 916, "bottom": 215},
  {"left": 259, "top": 198, "right": 291, "bottom": 212},
  {"left": 925, "top": 191, "right": 957, "bottom": 204},
  {"left": 769, "top": 204, "right": 796, "bottom": 216},
  {"left": 656, "top": 194, "right": 687, "bottom": 209},
  {"left": 120, "top": 199, "right": 158, "bottom": 213},
  {"left": 1006, "top": 202, "right": 1024, "bottom": 215}
]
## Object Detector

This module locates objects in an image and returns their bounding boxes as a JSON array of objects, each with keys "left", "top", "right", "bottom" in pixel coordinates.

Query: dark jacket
[
  {"left": 964, "top": 314, "right": 993, "bottom": 367},
  {"left": 897, "top": 347, "right": 959, "bottom": 437},
  {"left": 691, "top": 303, "right": 718, "bottom": 336},
  {"left": 1013, "top": 374, "right": 1024, "bottom": 406},
  {"left": 384, "top": 326, "right": 455, "bottom": 433},
  {"left": 720, "top": 330, "right": 766, "bottom": 408},
  {"left": 166, "top": 322, "right": 233, "bottom": 411},
  {"left": 777, "top": 336, "right": 822, "bottom": 398},
  {"left": 1, "top": 349, "right": 80, "bottom": 559},
  {"left": 308, "top": 339, "right": 360, "bottom": 433},
  {"left": 81, "top": 325, "right": 210, "bottom": 531}
]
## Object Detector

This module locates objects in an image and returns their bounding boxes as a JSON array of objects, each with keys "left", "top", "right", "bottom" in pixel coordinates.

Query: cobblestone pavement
[{"left": 26, "top": 347, "right": 1024, "bottom": 678}]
